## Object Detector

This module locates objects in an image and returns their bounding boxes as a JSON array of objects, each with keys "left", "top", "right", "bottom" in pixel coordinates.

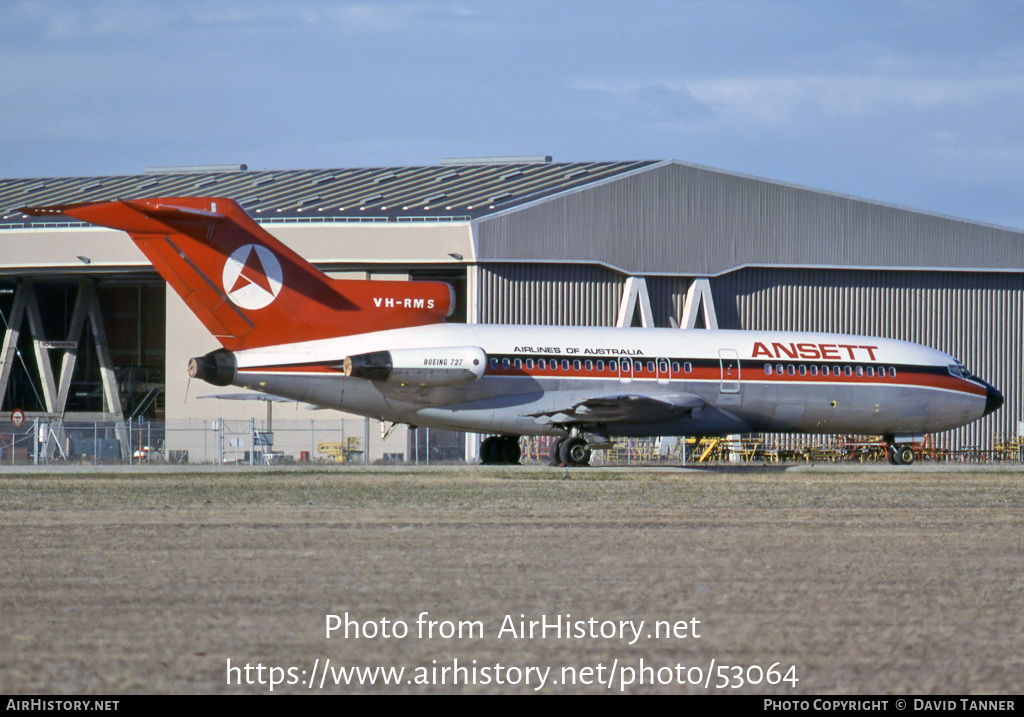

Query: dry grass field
[{"left": 0, "top": 464, "right": 1022, "bottom": 694}]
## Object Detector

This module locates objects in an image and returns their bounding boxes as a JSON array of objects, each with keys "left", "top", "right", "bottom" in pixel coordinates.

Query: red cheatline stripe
[{"left": 238, "top": 362, "right": 987, "bottom": 397}]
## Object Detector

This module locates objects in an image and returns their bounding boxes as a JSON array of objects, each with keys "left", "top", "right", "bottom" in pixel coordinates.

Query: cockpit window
[{"left": 948, "top": 363, "right": 971, "bottom": 379}]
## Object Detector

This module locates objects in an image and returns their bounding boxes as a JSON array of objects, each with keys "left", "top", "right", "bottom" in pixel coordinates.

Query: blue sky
[{"left": 3, "top": 0, "right": 1024, "bottom": 227}]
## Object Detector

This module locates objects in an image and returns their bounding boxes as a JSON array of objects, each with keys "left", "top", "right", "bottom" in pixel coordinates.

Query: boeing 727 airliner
[{"left": 22, "top": 197, "right": 1003, "bottom": 466}]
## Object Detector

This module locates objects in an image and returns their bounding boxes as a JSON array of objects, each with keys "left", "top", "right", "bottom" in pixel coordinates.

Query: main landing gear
[
  {"left": 480, "top": 435, "right": 522, "bottom": 465},
  {"left": 548, "top": 437, "right": 592, "bottom": 467}
]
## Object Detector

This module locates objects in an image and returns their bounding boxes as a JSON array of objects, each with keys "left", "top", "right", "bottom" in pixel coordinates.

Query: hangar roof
[
  {"left": 0, "top": 160, "right": 657, "bottom": 228},
  {"left": 4, "top": 158, "right": 1021, "bottom": 275}
]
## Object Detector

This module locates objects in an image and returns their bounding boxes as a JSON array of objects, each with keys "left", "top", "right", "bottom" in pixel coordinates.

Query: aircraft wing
[{"left": 528, "top": 393, "right": 705, "bottom": 425}]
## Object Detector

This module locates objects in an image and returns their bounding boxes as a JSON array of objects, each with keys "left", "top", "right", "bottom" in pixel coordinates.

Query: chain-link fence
[
  {"left": 0, "top": 417, "right": 470, "bottom": 466},
  {"left": 2, "top": 418, "right": 1020, "bottom": 466}
]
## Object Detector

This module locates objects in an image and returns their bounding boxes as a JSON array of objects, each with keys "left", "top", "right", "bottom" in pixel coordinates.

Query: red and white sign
[{"left": 10, "top": 409, "right": 25, "bottom": 426}]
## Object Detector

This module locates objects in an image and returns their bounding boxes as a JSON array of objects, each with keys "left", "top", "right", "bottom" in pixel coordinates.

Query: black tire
[
  {"left": 480, "top": 436, "right": 499, "bottom": 465},
  {"left": 559, "top": 437, "right": 591, "bottom": 467},
  {"left": 548, "top": 438, "right": 565, "bottom": 466},
  {"left": 896, "top": 445, "right": 916, "bottom": 465},
  {"left": 481, "top": 436, "right": 521, "bottom": 465},
  {"left": 496, "top": 436, "right": 521, "bottom": 464}
]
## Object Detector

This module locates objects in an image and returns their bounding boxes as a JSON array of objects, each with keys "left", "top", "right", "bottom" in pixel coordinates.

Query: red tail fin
[{"left": 22, "top": 198, "right": 454, "bottom": 351}]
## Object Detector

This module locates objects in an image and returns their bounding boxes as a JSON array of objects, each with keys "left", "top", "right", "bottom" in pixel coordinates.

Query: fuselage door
[
  {"left": 657, "top": 357, "right": 671, "bottom": 385},
  {"left": 719, "top": 349, "right": 740, "bottom": 393},
  {"left": 618, "top": 356, "right": 633, "bottom": 384}
]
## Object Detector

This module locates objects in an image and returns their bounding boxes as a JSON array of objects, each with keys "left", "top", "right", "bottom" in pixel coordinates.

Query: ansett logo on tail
[{"left": 223, "top": 244, "right": 283, "bottom": 309}]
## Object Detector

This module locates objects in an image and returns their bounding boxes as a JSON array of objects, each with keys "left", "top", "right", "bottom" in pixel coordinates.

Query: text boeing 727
[{"left": 22, "top": 197, "right": 1003, "bottom": 466}]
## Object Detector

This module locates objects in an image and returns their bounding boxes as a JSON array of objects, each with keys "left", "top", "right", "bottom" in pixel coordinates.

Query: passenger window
[
  {"left": 585, "top": 360, "right": 593, "bottom": 371},
  {"left": 683, "top": 362, "right": 692, "bottom": 373},
  {"left": 561, "top": 359, "right": 570, "bottom": 371},
  {"left": 764, "top": 364, "right": 773, "bottom": 376},
  {"left": 513, "top": 358, "right": 522, "bottom": 369},
  {"left": 573, "top": 360, "right": 581, "bottom": 371},
  {"left": 490, "top": 358, "right": 498, "bottom": 369},
  {"left": 501, "top": 358, "right": 510, "bottom": 369}
]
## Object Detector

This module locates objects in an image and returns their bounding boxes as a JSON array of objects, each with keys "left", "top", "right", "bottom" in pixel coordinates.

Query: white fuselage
[{"left": 225, "top": 324, "right": 996, "bottom": 440}]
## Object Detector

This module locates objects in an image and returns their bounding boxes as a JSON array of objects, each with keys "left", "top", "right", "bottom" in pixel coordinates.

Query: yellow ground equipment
[{"left": 318, "top": 437, "right": 364, "bottom": 463}]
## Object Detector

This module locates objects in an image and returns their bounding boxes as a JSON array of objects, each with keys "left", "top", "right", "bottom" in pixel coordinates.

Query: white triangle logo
[{"left": 222, "top": 244, "right": 283, "bottom": 310}]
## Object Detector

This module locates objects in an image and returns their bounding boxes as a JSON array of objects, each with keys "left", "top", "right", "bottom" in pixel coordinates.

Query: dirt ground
[{"left": 0, "top": 464, "right": 1022, "bottom": 695}]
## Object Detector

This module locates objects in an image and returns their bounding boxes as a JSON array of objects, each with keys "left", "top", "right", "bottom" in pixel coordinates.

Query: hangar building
[{"left": 0, "top": 158, "right": 1020, "bottom": 462}]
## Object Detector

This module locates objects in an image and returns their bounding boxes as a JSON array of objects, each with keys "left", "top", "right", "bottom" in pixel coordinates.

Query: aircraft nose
[{"left": 983, "top": 381, "right": 1004, "bottom": 417}]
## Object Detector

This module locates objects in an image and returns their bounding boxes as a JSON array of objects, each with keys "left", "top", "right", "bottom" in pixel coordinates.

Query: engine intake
[
  {"left": 188, "top": 348, "right": 237, "bottom": 387},
  {"left": 342, "top": 351, "right": 393, "bottom": 381}
]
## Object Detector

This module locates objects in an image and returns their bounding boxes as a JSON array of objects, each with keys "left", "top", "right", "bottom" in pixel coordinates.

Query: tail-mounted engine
[
  {"left": 188, "top": 348, "right": 237, "bottom": 387},
  {"left": 344, "top": 346, "right": 487, "bottom": 387}
]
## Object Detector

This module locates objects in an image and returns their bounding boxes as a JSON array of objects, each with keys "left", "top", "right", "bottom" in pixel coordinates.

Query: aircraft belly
[{"left": 743, "top": 382, "right": 985, "bottom": 435}]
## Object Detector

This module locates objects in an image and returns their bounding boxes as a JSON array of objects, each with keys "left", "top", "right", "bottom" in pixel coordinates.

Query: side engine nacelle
[{"left": 343, "top": 346, "right": 487, "bottom": 386}]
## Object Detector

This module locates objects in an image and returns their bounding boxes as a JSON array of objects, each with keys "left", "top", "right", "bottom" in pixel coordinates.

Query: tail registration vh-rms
[{"left": 23, "top": 197, "right": 1003, "bottom": 466}]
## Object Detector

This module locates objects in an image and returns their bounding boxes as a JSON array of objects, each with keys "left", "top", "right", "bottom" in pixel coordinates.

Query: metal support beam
[
  {"left": 1, "top": 279, "right": 129, "bottom": 459},
  {"left": 0, "top": 283, "right": 29, "bottom": 408},
  {"left": 680, "top": 277, "right": 718, "bottom": 330},
  {"left": 616, "top": 276, "right": 655, "bottom": 328}
]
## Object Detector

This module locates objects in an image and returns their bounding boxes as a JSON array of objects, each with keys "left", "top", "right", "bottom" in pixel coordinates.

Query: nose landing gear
[{"left": 887, "top": 443, "right": 917, "bottom": 465}]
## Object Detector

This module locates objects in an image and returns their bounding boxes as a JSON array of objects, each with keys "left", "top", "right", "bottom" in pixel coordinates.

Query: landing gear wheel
[
  {"left": 888, "top": 444, "right": 916, "bottom": 465},
  {"left": 895, "top": 445, "right": 916, "bottom": 465},
  {"left": 480, "top": 436, "right": 499, "bottom": 465},
  {"left": 559, "top": 437, "right": 591, "bottom": 467},
  {"left": 548, "top": 438, "right": 566, "bottom": 466},
  {"left": 495, "top": 436, "right": 521, "bottom": 464},
  {"left": 480, "top": 436, "right": 521, "bottom": 465}
]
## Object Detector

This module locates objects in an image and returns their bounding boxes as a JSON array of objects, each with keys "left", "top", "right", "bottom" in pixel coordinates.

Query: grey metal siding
[
  {"left": 477, "top": 264, "right": 624, "bottom": 326},
  {"left": 474, "top": 162, "right": 1024, "bottom": 276}
]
